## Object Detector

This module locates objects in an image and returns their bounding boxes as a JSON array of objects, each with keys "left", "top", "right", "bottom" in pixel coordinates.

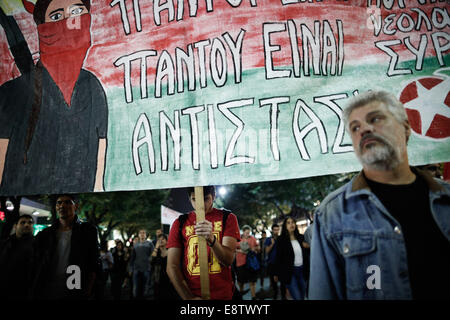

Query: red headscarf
[{"left": 37, "top": 13, "right": 91, "bottom": 106}]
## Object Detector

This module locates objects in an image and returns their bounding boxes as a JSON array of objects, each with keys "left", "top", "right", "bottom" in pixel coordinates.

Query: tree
[
  {"left": 77, "top": 189, "right": 169, "bottom": 244},
  {"left": 220, "top": 173, "right": 355, "bottom": 231}
]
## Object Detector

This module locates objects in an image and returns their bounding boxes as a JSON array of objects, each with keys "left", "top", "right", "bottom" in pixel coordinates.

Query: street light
[{"left": 218, "top": 186, "right": 227, "bottom": 197}]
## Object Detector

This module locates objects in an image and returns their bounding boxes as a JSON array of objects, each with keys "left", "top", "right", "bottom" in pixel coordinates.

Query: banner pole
[{"left": 194, "top": 186, "right": 210, "bottom": 300}]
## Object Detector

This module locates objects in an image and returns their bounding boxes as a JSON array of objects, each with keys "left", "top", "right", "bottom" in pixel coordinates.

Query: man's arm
[
  {"left": 265, "top": 237, "right": 275, "bottom": 255},
  {"left": 0, "top": 139, "right": 8, "bottom": 185},
  {"left": 94, "top": 138, "right": 106, "bottom": 192},
  {"left": 303, "top": 226, "right": 312, "bottom": 248},
  {"left": 166, "top": 247, "right": 199, "bottom": 300},
  {"left": 0, "top": 7, "right": 33, "bottom": 75},
  {"left": 211, "top": 235, "right": 237, "bottom": 266}
]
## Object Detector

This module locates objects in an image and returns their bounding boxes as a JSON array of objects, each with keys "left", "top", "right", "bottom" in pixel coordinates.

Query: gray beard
[{"left": 357, "top": 140, "right": 401, "bottom": 171}]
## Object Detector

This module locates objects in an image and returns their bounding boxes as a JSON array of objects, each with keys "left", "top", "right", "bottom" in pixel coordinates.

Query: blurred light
[
  {"left": 0, "top": 211, "right": 4, "bottom": 221},
  {"left": 218, "top": 186, "right": 227, "bottom": 196},
  {"left": 32, "top": 211, "right": 40, "bottom": 216},
  {"left": 6, "top": 201, "right": 14, "bottom": 211},
  {"left": 33, "top": 224, "right": 48, "bottom": 236}
]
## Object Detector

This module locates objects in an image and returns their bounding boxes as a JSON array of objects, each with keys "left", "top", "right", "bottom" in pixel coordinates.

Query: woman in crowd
[
  {"left": 274, "top": 216, "right": 309, "bottom": 300},
  {"left": 96, "top": 241, "right": 114, "bottom": 299},
  {"left": 110, "top": 240, "right": 129, "bottom": 300},
  {"left": 150, "top": 234, "right": 179, "bottom": 300}
]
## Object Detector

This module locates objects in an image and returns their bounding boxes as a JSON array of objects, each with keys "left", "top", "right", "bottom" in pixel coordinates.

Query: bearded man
[
  {"left": 308, "top": 90, "right": 450, "bottom": 300},
  {"left": 0, "top": 0, "right": 107, "bottom": 195}
]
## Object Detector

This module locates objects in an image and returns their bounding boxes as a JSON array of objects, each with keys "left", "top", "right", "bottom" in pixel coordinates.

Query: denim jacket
[{"left": 308, "top": 168, "right": 450, "bottom": 300}]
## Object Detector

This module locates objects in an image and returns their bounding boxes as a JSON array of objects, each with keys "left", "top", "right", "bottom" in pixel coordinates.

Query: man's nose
[{"left": 359, "top": 122, "right": 374, "bottom": 137}]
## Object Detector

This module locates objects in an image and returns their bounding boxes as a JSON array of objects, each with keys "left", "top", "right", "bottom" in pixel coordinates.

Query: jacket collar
[{"left": 350, "top": 167, "right": 445, "bottom": 194}]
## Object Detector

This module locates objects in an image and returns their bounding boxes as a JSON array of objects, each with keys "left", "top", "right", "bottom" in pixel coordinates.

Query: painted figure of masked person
[{"left": 0, "top": 0, "right": 108, "bottom": 196}]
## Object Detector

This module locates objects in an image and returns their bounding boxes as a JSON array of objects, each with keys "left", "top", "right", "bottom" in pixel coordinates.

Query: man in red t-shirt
[{"left": 167, "top": 186, "right": 240, "bottom": 300}]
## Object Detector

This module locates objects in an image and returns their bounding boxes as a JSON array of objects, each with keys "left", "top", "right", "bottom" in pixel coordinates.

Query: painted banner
[{"left": 0, "top": 0, "right": 449, "bottom": 196}]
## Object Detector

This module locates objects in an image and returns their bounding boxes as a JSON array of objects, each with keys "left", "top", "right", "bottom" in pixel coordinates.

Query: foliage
[
  {"left": 76, "top": 189, "right": 169, "bottom": 243},
  {"left": 3, "top": 171, "right": 358, "bottom": 241},
  {"left": 220, "top": 172, "right": 356, "bottom": 231}
]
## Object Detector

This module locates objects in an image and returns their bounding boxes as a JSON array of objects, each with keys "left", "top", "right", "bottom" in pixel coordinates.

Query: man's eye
[
  {"left": 370, "top": 115, "right": 384, "bottom": 124},
  {"left": 350, "top": 125, "right": 359, "bottom": 133},
  {"left": 50, "top": 13, "right": 63, "bottom": 21},
  {"left": 71, "top": 7, "right": 84, "bottom": 16}
]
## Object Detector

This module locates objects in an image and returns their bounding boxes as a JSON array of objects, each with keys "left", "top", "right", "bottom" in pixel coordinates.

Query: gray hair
[{"left": 343, "top": 90, "right": 408, "bottom": 131}]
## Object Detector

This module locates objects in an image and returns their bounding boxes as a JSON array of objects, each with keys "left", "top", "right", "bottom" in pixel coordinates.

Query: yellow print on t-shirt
[
  {"left": 185, "top": 225, "right": 194, "bottom": 237},
  {"left": 186, "top": 222, "right": 223, "bottom": 276}
]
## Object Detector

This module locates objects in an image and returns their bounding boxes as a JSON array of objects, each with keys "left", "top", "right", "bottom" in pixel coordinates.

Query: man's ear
[{"left": 404, "top": 119, "right": 411, "bottom": 144}]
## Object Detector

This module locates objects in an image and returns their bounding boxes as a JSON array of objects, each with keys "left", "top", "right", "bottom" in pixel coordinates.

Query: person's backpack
[{"left": 246, "top": 250, "right": 260, "bottom": 272}]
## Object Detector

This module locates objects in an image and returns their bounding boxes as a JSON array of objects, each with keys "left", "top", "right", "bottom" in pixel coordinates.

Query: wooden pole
[{"left": 194, "top": 186, "right": 210, "bottom": 300}]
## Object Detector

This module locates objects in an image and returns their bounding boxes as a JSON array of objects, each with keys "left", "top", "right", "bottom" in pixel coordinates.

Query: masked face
[{"left": 37, "top": 0, "right": 91, "bottom": 106}]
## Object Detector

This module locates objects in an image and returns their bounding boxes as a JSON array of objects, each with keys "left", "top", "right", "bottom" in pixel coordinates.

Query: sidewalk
[{"left": 240, "top": 276, "right": 278, "bottom": 300}]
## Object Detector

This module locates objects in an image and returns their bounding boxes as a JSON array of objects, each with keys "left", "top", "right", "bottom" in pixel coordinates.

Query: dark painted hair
[{"left": 33, "top": 0, "right": 91, "bottom": 25}]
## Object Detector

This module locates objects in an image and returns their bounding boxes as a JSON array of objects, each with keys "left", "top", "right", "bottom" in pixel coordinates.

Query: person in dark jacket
[
  {"left": 110, "top": 240, "right": 129, "bottom": 300},
  {"left": 274, "top": 216, "right": 310, "bottom": 300},
  {"left": 150, "top": 234, "right": 179, "bottom": 300},
  {"left": 0, "top": 214, "right": 35, "bottom": 299},
  {"left": 32, "top": 194, "right": 99, "bottom": 300}
]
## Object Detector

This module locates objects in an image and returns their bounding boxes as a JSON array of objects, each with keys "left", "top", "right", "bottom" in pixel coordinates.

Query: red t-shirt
[{"left": 167, "top": 208, "right": 240, "bottom": 300}]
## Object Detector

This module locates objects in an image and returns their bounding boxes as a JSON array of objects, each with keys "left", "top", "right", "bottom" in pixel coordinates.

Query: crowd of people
[
  {"left": 0, "top": 91, "right": 449, "bottom": 300},
  {"left": 0, "top": 194, "right": 179, "bottom": 300}
]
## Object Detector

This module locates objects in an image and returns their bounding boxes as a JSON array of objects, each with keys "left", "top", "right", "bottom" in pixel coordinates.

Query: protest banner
[{"left": 0, "top": 0, "right": 449, "bottom": 196}]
